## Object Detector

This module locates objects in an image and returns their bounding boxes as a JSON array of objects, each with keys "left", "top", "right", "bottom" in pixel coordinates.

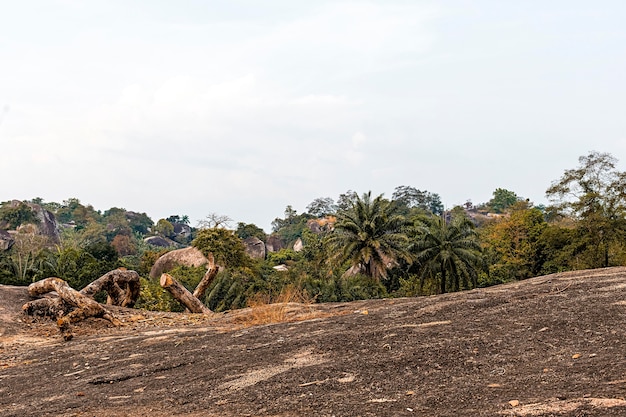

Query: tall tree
[
  {"left": 327, "top": 191, "right": 411, "bottom": 281},
  {"left": 412, "top": 214, "right": 482, "bottom": 294},
  {"left": 487, "top": 188, "right": 519, "bottom": 213},
  {"left": 546, "top": 151, "right": 626, "bottom": 268},
  {"left": 392, "top": 186, "right": 444, "bottom": 215}
]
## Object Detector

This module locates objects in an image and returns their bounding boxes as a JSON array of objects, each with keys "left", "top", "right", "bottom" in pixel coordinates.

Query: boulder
[
  {"left": 266, "top": 235, "right": 285, "bottom": 253},
  {"left": 149, "top": 246, "right": 209, "bottom": 279},
  {"left": 293, "top": 238, "right": 304, "bottom": 252},
  {"left": 144, "top": 236, "right": 178, "bottom": 248},
  {"left": 0, "top": 230, "right": 14, "bottom": 251},
  {"left": 243, "top": 236, "right": 266, "bottom": 259},
  {"left": 3, "top": 200, "right": 60, "bottom": 244}
]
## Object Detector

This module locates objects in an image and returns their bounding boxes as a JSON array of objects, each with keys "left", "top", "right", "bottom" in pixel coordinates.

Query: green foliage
[
  {"left": 306, "top": 197, "right": 336, "bottom": 217},
  {"left": 412, "top": 213, "right": 483, "bottom": 294},
  {"left": 481, "top": 202, "right": 547, "bottom": 282},
  {"left": 154, "top": 219, "right": 175, "bottom": 238},
  {"left": 135, "top": 277, "right": 184, "bottom": 312},
  {"left": 327, "top": 191, "right": 411, "bottom": 281},
  {"left": 271, "top": 206, "right": 312, "bottom": 245},
  {"left": 0, "top": 201, "right": 39, "bottom": 229},
  {"left": 392, "top": 186, "right": 444, "bottom": 215},
  {"left": 235, "top": 222, "right": 267, "bottom": 241},
  {"left": 192, "top": 227, "right": 250, "bottom": 268},
  {"left": 546, "top": 151, "right": 626, "bottom": 268},
  {"left": 266, "top": 249, "right": 303, "bottom": 266},
  {"left": 486, "top": 188, "right": 520, "bottom": 213}
]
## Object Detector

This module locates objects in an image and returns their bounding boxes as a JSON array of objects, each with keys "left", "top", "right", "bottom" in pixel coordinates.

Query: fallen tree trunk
[
  {"left": 23, "top": 277, "right": 122, "bottom": 341},
  {"left": 80, "top": 269, "right": 141, "bottom": 307},
  {"left": 193, "top": 253, "right": 219, "bottom": 300},
  {"left": 160, "top": 273, "right": 212, "bottom": 314}
]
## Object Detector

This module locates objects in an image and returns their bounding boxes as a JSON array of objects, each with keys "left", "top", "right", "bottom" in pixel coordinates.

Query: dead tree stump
[
  {"left": 23, "top": 277, "right": 122, "bottom": 340},
  {"left": 80, "top": 269, "right": 141, "bottom": 307}
]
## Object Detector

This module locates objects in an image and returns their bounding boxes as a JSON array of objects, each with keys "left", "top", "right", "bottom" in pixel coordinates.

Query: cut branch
[
  {"left": 160, "top": 273, "right": 212, "bottom": 314},
  {"left": 193, "top": 253, "right": 219, "bottom": 300}
]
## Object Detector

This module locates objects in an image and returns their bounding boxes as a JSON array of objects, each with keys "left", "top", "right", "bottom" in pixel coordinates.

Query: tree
[
  {"left": 154, "top": 219, "right": 175, "bottom": 238},
  {"left": 196, "top": 213, "right": 232, "bottom": 229},
  {"left": 192, "top": 227, "right": 250, "bottom": 268},
  {"left": 327, "top": 191, "right": 411, "bottom": 281},
  {"left": 306, "top": 197, "right": 336, "bottom": 217},
  {"left": 235, "top": 222, "right": 267, "bottom": 241},
  {"left": 412, "top": 214, "right": 482, "bottom": 294},
  {"left": 482, "top": 202, "right": 547, "bottom": 281},
  {"left": 0, "top": 201, "right": 40, "bottom": 229},
  {"left": 392, "top": 186, "right": 444, "bottom": 215},
  {"left": 336, "top": 190, "right": 358, "bottom": 213},
  {"left": 546, "top": 151, "right": 626, "bottom": 268},
  {"left": 487, "top": 188, "right": 519, "bottom": 213}
]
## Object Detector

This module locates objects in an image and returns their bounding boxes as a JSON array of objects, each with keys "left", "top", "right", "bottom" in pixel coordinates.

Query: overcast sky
[{"left": 2, "top": 1, "right": 625, "bottom": 230}]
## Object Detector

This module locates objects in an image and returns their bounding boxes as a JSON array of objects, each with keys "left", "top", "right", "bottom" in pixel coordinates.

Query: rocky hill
[{"left": 2, "top": 268, "right": 626, "bottom": 416}]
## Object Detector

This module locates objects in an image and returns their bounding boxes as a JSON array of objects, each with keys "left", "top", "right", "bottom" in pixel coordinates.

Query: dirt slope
[{"left": 2, "top": 268, "right": 626, "bottom": 417}]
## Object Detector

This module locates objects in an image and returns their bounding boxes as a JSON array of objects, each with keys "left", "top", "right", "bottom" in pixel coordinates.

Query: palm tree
[
  {"left": 413, "top": 214, "right": 482, "bottom": 294},
  {"left": 327, "top": 191, "right": 412, "bottom": 281}
]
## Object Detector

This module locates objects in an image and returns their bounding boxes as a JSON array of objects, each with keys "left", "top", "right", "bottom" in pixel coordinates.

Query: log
[
  {"left": 23, "top": 277, "right": 121, "bottom": 340},
  {"left": 160, "top": 273, "right": 212, "bottom": 314},
  {"left": 193, "top": 253, "right": 219, "bottom": 300},
  {"left": 80, "top": 269, "right": 141, "bottom": 307}
]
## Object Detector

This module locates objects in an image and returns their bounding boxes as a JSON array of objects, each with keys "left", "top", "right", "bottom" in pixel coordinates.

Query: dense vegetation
[{"left": 2, "top": 151, "right": 626, "bottom": 312}]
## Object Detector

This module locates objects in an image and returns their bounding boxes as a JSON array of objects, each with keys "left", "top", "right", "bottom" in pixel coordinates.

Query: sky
[{"left": 2, "top": 0, "right": 626, "bottom": 231}]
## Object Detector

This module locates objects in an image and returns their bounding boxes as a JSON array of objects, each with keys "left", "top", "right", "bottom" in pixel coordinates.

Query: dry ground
[{"left": 2, "top": 268, "right": 626, "bottom": 416}]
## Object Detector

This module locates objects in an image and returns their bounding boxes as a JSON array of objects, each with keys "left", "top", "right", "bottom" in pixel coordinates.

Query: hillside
[{"left": 2, "top": 268, "right": 626, "bottom": 416}]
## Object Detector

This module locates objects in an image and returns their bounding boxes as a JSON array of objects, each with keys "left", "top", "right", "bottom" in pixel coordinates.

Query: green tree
[
  {"left": 412, "top": 214, "right": 482, "bottom": 294},
  {"left": 327, "top": 191, "right": 411, "bottom": 281},
  {"left": 392, "top": 186, "right": 444, "bottom": 215},
  {"left": 546, "top": 151, "right": 626, "bottom": 268},
  {"left": 235, "top": 222, "right": 267, "bottom": 241},
  {"left": 482, "top": 202, "right": 547, "bottom": 282},
  {"left": 487, "top": 188, "right": 519, "bottom": 213},
  {"left": 192, "top": 227, "right": 250, "bottom": 268},
  {"left": 0, "top": 201, "right": 40, "bottom": 229},
  {"left": 154, "top": 219, "right": 175, "bottom": 238},
  {"left": 306, "top": 197, "right": 336, "bottom": 217}
]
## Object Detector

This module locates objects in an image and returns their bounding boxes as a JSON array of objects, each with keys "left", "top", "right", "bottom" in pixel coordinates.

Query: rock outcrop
[
  {"left": 293, "top": 238, "right": 304, "bottom": 252},
  {"left": 0, "top": 230, "right": 14, "bottom": 250},
  {"left": 265, "top": 235, "right": 285, "bottom": 253},
  {"left": 144, "top": 236, "right": 178, "bottom": 248},
  {"left": 149, "top": 247, "right": 209, "bottom": 279},
  {"left": 243, "top": 237, "right": 266, "bottom": 259},
  {"left": 1, "top": 200, "right": 60, "bottom": 244}
]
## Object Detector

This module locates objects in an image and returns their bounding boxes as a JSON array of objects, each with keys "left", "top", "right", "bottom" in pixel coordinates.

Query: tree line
[{"left": 1, "top": 151, "right": 625, "bottom": 312}]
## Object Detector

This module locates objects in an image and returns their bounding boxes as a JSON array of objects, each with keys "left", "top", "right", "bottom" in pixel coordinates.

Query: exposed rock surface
[
  {"left": 0, "top": 230, "right": 13, "bottom": 250},
  {"left": 2, "top": 200, "right": 60, "bottom": 243},
  {"left": 3, "top": 267, "right": 626, "bottom": 416},
  {"left": 243, "top": 236, "right": 266, "bottom": 259},
  {"left": 149, "top": 246, "right": 209, "bottom": 279},
  {"left": 143, "top": 236, "right": 178, "bottom": 248},
  {"left": 265, "top": 235, "right": 285, "bottom": 253},
  {"left": 293, "top": 237, "right": 304, "bottom": 252}
]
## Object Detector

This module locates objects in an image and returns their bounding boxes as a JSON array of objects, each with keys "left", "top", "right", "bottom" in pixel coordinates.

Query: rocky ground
[{"left": 2, "top": 268, "right": 626, "bottom": 416}]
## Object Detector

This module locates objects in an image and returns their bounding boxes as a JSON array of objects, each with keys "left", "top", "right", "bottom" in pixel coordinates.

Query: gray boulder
[
  {"left": 243, "top": 236, "right": 266, "bottom": 259},
  {"left": 265, "top": 235, "right": 285, "bottom": 253},
  {"left": 293, "top": 238, "right": 304, "bottom": 252},
  {"left": 0, "top": 230, "right": 14, "bottom": 250},
  {"left": 149, "top": 246, "right": 209, "bottom": 279},
  {"left": 144, "top": 236, "right": 178, "bottom": 248}
]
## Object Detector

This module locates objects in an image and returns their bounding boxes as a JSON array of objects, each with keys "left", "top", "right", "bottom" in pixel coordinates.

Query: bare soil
[{"left": 2, "top": 268, "right": 626, "bottom": 416}]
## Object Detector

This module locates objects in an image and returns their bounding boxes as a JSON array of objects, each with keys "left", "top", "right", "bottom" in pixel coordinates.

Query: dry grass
[{"left": 229, "top": 286, "right": 337, "bottom": 327}]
